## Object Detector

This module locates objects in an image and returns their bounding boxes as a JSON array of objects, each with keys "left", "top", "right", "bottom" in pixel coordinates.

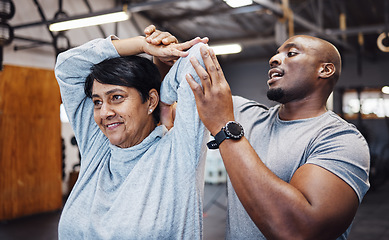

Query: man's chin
[{"left": 267, "top": 88, "right": 285, "bottom": 102}]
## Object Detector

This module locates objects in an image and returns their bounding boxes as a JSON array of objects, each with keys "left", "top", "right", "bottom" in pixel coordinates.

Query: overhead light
[
  {"left": 49, "top": 11, "right": 129, "bottom": 32},
  {"left": 382, "top": 86, "right": 389, "bottom": 95},
  {"left": 209, "top": 43, "right": 242, "bottom": 55},
  {"left": 224, "top": 0, "right": 253, "bottom": 8}
]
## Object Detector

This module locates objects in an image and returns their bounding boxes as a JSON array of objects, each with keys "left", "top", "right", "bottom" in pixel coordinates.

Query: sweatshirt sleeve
[
  {"left": 160, "top": 42, "right": 209, "bottom": 166},
  {"left": 54, "top": 36, "right": 120, "bottom": 158}
]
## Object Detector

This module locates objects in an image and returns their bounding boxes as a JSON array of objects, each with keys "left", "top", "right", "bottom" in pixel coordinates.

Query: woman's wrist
[
  {"left": 135, "top": 36, "right": 147, "bottom": 54},
  {"left": 112, "top": 36, "right": 147, "bottom": 56}
]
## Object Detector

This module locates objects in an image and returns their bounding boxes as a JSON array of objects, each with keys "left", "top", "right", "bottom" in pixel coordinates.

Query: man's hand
[
  {"left": 144, "top": 25, "right": 178, "bottom": 46},
  {"left": 143, "top": 25, "right": 209, "bottom": 66},
  {"left": 185, "top": 45, "right": 234, "bottom": 135}
]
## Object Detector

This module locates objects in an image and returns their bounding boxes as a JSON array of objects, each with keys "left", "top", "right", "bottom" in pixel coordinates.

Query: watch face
[{"left": 225, "top": 121, "right": 244, "bottom": 139}]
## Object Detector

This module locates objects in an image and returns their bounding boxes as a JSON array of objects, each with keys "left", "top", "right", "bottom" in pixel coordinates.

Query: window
[
  {"left": 342, "top": 87, "right": 389, "bottom": 119},
  {"left": 60, "top": 103, "right": 69, "bottom": 123}
]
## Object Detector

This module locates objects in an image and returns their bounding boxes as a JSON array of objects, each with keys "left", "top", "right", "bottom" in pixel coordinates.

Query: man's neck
[{"left": 278, "top": 101, "right": 328, "bottom": 121}]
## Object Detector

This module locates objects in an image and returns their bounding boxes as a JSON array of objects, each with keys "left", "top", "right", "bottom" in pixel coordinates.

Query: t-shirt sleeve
[{"left": 306, "top": 124, "right": 370, "bottom": 203}]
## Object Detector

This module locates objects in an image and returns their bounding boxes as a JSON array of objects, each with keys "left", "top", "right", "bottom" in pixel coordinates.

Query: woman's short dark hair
[{"left": 85, "top": 55, "right": 161, "bottom": 124}]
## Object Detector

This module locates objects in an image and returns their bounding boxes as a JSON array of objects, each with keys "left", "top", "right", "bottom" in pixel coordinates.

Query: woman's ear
[
  {"left": 148, "top": 89, "right": 159, "bottom": 114},
  {"left": 318, "top": 63, "right": 336, "bottom": 79}
]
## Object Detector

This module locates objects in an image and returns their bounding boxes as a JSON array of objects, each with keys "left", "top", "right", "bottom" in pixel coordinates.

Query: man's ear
[
  {"left": 318, "top": 63, "right": 336, "bottom": 79},
  {"left": 148, "top": 89, "right": 159, "bottom": 113}
]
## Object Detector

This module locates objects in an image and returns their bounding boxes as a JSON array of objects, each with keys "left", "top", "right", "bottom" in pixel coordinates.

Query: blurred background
[{"left": 1, "top": 0, "right": 389, "bottom": 239}]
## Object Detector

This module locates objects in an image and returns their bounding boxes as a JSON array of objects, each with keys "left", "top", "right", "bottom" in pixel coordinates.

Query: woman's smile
[{"left": 106, "top": 122, "right": 123, "bottom": 130}]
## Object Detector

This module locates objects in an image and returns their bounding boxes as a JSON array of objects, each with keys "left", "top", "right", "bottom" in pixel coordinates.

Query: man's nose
[{"left": 269, "top": 53, "right": 281, "bottom": 67}]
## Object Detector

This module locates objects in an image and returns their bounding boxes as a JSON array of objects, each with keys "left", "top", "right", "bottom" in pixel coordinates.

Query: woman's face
[{"left": 91, "top": 80, "right": 157, "bottom": 148}]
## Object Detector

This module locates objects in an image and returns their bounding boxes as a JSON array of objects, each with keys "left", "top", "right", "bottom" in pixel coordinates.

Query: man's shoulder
[
  {"left": 232, "top": 95, "right": 269, "bottom": 112},
  {"left": 323, "top": 111, "right": 361, "bottom": 133}
]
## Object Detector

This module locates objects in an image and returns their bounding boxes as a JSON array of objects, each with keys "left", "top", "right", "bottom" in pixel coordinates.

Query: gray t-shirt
[
  {"left": 55, "top": 38, "right": 208, "bottom": 239},
  {"left": 226, "top": 96, "right": 370, "bottom": 240}
]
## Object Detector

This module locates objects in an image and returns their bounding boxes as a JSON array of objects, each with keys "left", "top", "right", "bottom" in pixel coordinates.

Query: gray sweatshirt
[{"left": 55, "top": 37, "right": 208, "bottom": 239}]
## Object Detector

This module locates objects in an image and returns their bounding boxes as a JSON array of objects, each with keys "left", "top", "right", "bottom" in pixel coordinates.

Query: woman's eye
[
  {"left": 93, "top": 99, "right": 102, "bottom": 108},
  {"left": 112, "top": 95, "right": 123, "bottom": 101}
]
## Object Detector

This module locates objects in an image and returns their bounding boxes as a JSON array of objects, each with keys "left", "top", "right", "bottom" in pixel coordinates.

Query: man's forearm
[{"left": 218, "top": 137, "right": 356, "bottom": 240}]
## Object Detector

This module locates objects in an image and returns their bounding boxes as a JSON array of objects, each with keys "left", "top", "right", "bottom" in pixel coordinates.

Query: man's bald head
[{"left": 288, "top": 35, "right": 342, "bottom": 83}]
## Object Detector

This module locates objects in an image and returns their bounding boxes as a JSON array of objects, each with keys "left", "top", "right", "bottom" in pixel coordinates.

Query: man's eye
[{"left": 287, "top": 52, "right": 297, "bottom": 57}]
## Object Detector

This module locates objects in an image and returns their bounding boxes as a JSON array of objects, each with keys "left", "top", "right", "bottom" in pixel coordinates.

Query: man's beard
[{"left": 267, "top": 88, "right": 285, "bottom": 102}]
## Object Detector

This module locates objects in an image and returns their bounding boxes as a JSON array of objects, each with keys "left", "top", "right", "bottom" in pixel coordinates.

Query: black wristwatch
[{"left": 207, "top": 121, "right": 244, "bottom": 149}]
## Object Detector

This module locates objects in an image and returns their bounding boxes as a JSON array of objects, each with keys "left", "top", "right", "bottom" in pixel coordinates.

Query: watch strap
[
  {"left": 207, "top": 127, "right": 228, "bottom": 149},
  {"left": 206, "top": 140, "right": 219, "bottom": 149},
  {"left": 214, "top": 128, "right": 228, "bottom": 145}
]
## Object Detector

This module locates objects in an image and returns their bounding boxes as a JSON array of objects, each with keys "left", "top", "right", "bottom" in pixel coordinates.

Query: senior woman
[{"left": 55, "top": 25, "right": 209, "bottom": 239}]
